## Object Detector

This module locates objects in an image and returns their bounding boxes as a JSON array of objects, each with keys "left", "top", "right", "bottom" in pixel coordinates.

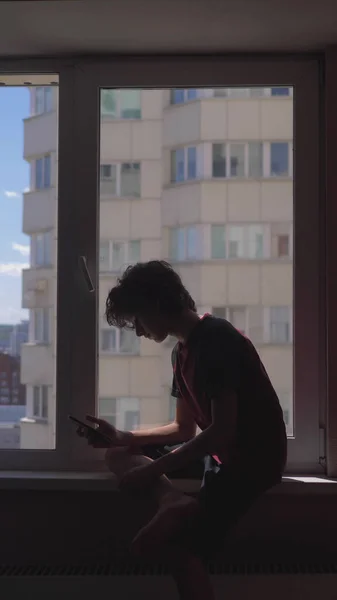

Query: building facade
[{"left": 20, "top": 86, "right": 293, "bottom": 449}]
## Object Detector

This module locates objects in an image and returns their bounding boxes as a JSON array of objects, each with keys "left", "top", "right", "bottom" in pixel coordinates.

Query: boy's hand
[
  {"left": 76, "top": 415, "right": 131, "bottom": 449},
  {"left": 119, "top": 462, "right": 160, "bottom": 491}
]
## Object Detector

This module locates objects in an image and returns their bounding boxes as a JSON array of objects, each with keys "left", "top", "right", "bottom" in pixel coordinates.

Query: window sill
[
  {"left": 100, "top": 195, "right": 140, "bottom": 201},
  {"left": 20, "top": 417, "right": 48, "bottom": 425},
  {"left": 0, "top": 471, "right": 335, "bottom": 492}
]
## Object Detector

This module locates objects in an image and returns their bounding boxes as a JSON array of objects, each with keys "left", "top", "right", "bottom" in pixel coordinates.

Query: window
[
  {"left": 213, "top": 142, "right": 263, "bottom": 178},
  {"left": 170, "top": 89, "right": 198, "bottom": 104},
  {"left": 32, "top": 386, "right": 48, "bottom": 419},
  {"left": 101, "top": 89, "right": 141, "bottom": 119},
  {"left": 100, "top": 327, "right": 140, "bottom": 355},
  {"left": 35, "top": 155, "right": 51, "bottom": 189},
  {"left": 270, "top": 142, "right": 289, "bottom": 176},
  {"left": 171, "top": 147, "right": 197, "bottom": 183},
  {"left": 99, "top": 240, "right": 140, "bottom": 272},
  {"left": 100, "top": 163, "right": 140, "bottom": 197},
  {"left": 34, "top": 86, "right": 53, "bottom": 115},
  {"left": 211, "top": 225, "right": 267, "bottom": 259},
  {"left": 32, "top": 308, "right": 49, "bottom": 344},
  {"left": 99, "top": 397, "right": 140, "bottom": 429},
  {"left": 269, "top": 307, "right": 291, "bottom": 344},
  {"left": 32, "top": 232, "right": 52, "bottom": 267},
  {"left": 169, "top": 227, "right": 202, "bottom": 261},
  {"left": 270, "top": 224, "right": 292, "bottom": 259},
  {"left": 271, "top": 87, "right": 290, "bottom": 96}
]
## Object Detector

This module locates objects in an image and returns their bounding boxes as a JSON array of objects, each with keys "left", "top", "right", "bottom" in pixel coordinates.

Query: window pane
[
  {"left": 230, "top": 143, "right": 245, "bottom": 177},
  {"left": 211, "top": 225, "right": 226, "bottom": 258},
  {"left": 248, "top": 142, "right": 263, "bottom": 177},
  {"left": 99, "top": 397, "right": 117, "bottom": 426},
  {"left": 270, "top": 142, "right": 289, "bottom": 176},
  {"left": 98, "top": 86, "right": 294, "bottom": 444},
  {"left": 120, "top": 90, "right": 141, "bottom": 119},
  {"left": 99, "top": 241, "right": 110, "bottom": 271},
  {"left": 187, "top": 147, "right": 197, "bottom": 179},
  {"left": 101, "top": 89, "right": 117, "bottom": 117},
  {"left": 100, "top": 164, "right": 117, "bottom": 196},
  {"left": 212, "top": 143, "right": 226, "bottom": 177},
  {"left": 171, "top": 89, "right": 184, "bottom": 104},
  {"left": 0, "top": 79, "right": 59, "bottom": 448},
  {"left": 270, "top": 307, "right": 291, "bottom": 344},
  {"left": 101, "top": 329, "right": 116, "bottom": 352},
  {"left": 271, "top": 87, "right": 290, "bottom": 96},
  {"left": 120, "top": 163, "right": 140, "bottom": 197}
]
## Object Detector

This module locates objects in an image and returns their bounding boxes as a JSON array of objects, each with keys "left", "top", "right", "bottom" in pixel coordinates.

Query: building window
[
  {"left": 269, "top": 307, "right": 291, "bottom": 344},
  {"left": 211, "top": 225, "right": 267, "bottom": 260},
  {"left": 170, "top": 89, "right": 198, "bottom": 104},
  {"left": 35, "top": 155, "right": 51, "bottom": 189},
  {"left": 100, "top": 327, "right": 140, "bottom": 355},
  {"left": 101, "top": 89, "right": 141, "bottom": 119},
  {"left": 270, "top": 142, "right": 289, "bottom": 177},
  {"left": 32, "top": 308, "right": 49, "bottom": 344},
  {"left": 212, "top": 306, "right": 247, "bottom": 336},
  {"left": 100, "top": 163, "right": 140, "bottom": 197},
  {"left": 169, "top": 226, "right": 202, "bottom": 261},
  {"left": 99, "top": 397, "right": 140, "bottom": 430},
  {"left": 32, "top": 231, "right": 52, "bottom": 267},
  {"left": 212, "top": 143, "right": 263, "bottom": 178},
  {"left": 34, "top": 86, "right": 53, "bottom": 115},
  {"left": 271, "top": 87, "right": 290, "bottom": 96},
  {"left": 33, "top": 386, "right": 48, "bottom": 419},
  {"left": 171, "top": 147, "right": 197, "bottom": 183},
  {"left": 99, "top": 239, "right": 140, "bottom": 272}
]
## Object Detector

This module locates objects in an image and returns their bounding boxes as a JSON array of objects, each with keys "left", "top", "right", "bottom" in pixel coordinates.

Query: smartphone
[{"left": 68, "top": 414, "right": 111, "bottom": 443}]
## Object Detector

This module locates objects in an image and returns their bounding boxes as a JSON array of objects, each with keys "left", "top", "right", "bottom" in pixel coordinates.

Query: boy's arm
[{"left": 150, "top": 391, "right": 237, "bottom": 476}]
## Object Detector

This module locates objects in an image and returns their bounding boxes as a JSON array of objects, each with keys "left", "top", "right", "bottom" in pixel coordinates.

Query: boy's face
[{"left": 133, "top": 314, "right": 169, "bottom": 344}]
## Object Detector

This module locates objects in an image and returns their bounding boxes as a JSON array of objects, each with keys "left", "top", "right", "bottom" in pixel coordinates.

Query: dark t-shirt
[{"left": 171, "top": 314, "right": 287, "bottom": 479}]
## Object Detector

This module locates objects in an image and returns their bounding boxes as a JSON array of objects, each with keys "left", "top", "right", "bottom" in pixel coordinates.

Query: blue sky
[{"left": 0, "top": 88, "right": 30, "bottom": 324}]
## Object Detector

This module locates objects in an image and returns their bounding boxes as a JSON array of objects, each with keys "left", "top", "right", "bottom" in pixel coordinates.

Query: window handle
[{"left": 79, "top": 256, "right": 95, "bottom": 293}]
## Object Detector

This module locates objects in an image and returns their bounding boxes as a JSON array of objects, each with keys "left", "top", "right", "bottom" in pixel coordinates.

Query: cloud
[
  {"left": 3, "top": 190, "right": 20, "bottom": 198},
  {"left": 0, "top": 263, "right": 29, "bottom": 277},
  {"left": 23, "top": 187, "right": 30, "bottom": 193},
  {"left": 12, "top": 243, "right": 30, "bottom": 257}
]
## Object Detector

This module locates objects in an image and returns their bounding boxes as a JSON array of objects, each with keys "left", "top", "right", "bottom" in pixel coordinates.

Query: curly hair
[{"left": 105, "top": 261, "right": 196, "bottom": 328}]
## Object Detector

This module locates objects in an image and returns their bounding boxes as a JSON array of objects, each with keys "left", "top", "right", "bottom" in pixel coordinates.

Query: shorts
[{"left": 142, "top": 444, "right": 281, "bottom": 562}]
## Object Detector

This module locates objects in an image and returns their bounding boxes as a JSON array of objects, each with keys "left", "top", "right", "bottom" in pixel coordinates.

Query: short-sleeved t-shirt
[{"left": 171, "top": 314, "right": 287, "bottom": 477}]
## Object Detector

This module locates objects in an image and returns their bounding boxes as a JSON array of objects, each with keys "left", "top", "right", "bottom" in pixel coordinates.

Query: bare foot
[{"left": 131, "top": 493, "right": 199, "bottom": 555}]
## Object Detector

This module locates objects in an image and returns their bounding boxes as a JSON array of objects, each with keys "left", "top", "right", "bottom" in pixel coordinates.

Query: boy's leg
[{"left": 105, "top": 447, "right": 214, "bottom": 600}]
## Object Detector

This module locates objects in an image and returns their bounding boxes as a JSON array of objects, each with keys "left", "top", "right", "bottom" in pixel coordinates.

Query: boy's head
[{"left": 105, "top": 260, "right": 196, "bottom": 343}]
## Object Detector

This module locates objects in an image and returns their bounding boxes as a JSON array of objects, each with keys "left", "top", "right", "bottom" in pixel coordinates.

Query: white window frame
[
  {"left": 30, "top": 307, "right": 50, "bottom": 344},
  {"left": 99, "top": 397, "right": 140, "bottom": 430},
  {"left": 99, "top": 239, "right": 140, "bottom": 273},
  {"left": 210, "top": 224, "right": 269, "bottom": 260},
  {"left": 99, "top": 162, "right": 141, "bottom": 198},
  {"left": 0, "top": 58, "right": 322, "bottom": 475},
  {"left": 212, "top": 142, "right": 292, "bottom": 179}
]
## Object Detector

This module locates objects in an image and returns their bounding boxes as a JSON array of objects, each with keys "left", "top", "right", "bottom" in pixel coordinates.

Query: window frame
[
  {"left": 100, "top": 88, "right": 142, "bottom": 119},
  {"left": 171, "top": 145, "right": 198, "bottom": 183},
  {"left": 0, "top": 57, "right": 323, "bottom": 475},
  {"left": 99, "top": 161, "right": 141, "bottom": 198},
  {"left": 100, "top": 326, "right": 140, "bottom": 355},
  {"left": 99, "top": 238, "right": 140, "bottom": 272}
]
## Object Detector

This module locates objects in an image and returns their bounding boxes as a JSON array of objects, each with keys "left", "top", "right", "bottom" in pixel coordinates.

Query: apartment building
[{"left": 20, "top": 85, "right": 293, "bottom": 449}]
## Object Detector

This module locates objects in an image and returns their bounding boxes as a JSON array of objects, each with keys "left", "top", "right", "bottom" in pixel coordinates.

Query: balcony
[
  {"left": 23, "top": 189, "right": 56, "bottom": 234},
  {"left": 22, "top": 268, "right": 54, "bottom": 309},
  {"left": 23, "top": 111, "right": 57, "bottom": 159},
  {"left": 21, "top": 343, "right": 54, "bottom": 385}
]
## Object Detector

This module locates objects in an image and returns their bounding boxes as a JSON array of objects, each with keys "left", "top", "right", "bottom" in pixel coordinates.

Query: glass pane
[
  {"left": 101, "top": 329, "right": 116, "bottom": 352},
  {"left": 248, "top": 142, "right": 263, "bottom": 177},
  {"left": 120, "top": 90, "right": 141, "bottom": 119},
  {"left": 120, "top": 163, "right": 140, "bottom": 197},
  {"left": 212, "top": 143, "right": 226, "bottom": 177},
  {"left": 98, "top": 86, "right": 293, "bottom": 439},
  {"left": 271, "top": 87, "right": 290, "bottom": 96},
  {"left": 0, "top": 78, "right": 59, "bottom": 448},
  {"left": 211, "top": 225, "right": 226, "bottom": 258},
  {"left": 230, "top": 143, "right": 245, "bottom": 177},
  {"left": 99, "top": 241, "right": 110, "bottom": 271},
  {"left": 100, "top": 164, "right": 117, "bottom": 196},
  {"left": 270, "top": 142, "right": 289, "bottom": 176},
  {"left": 101, "top": 89, "right": 117, "bottom": 117}
]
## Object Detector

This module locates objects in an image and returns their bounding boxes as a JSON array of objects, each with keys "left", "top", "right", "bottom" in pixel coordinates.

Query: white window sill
[
  {"left": 20, "top": 417, "right": 48, "bottom": 425},
  {"left": 0, "top": 471, "right": 335, "bottom": 492}
]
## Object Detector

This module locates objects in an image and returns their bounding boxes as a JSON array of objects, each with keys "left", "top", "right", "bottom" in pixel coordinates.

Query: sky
[{"left": 0, "top": 87, "right": 30, "bottom": 324}]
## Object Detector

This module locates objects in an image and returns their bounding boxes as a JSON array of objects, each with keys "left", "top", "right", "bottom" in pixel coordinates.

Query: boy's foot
[{"left": 131, "top": 493, "right": 199, "bottom": 555}]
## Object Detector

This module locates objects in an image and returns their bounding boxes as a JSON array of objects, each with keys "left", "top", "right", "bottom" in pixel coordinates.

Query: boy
[{"left": 81, "top": 260, "right": 287, "bottom": 600}]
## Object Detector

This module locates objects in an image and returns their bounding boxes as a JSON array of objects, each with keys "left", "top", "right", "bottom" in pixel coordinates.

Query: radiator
[{"left": 1, "top": 563, "right": 337, "bottom": 600}]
